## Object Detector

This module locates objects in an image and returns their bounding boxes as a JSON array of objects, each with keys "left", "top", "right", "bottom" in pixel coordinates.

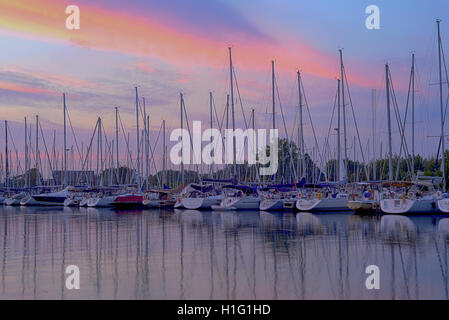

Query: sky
[{"left": 1, "top": 0, "right": 449, "bottom": 175}]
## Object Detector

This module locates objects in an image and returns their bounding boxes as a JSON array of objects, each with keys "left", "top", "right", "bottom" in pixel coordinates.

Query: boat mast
[
  {"left": 372, "top": 89, "right": 377, "bottom": 181},
  {"left": 209, "top": 91, "right": 214, "bottom": 177},
  {"left": 180, "top": 92, "right": 184, "bottom": 185},
  {"left": 135, "top": 86, "right": 140, "bottom": 190},
  {"left": 297, "top": 71, "right": 305, "bottom": 180},
  {"left": 162, "top": 119, "right": 166, "bottom": 187},
  {"left": 339, "top": 49, "right": 348, "bottom": 180},
  {"left": 99, "top": 117, "right": 103, "bottom": 187},
  {"left": 229, "top": 47, "right": 236, "bottom": 181},
  {"left": 36, "top": 115, "right": 40, "bottom": 186},
  {"left": 337, "top": 78, "right": 342, "bottom": 181},
  {"left": 115, "top": 107, "right": 119, "bottom": 184},
  {"left": 143, "top": 97, "right": 149, "bottom": 189},
  {"left": 251, "top": 108, "right": 255, "bottom": 181},
  {"left": 411, "top": 53, "right": 415, "bottom": 179},
  {"left": 24, "top": 117, "right": 28, "bottom": 188},
  {"left": 386, "top": 64, "right": 393, "bottom": 181},
  {"left": 63, "top": 93, "right": 67, "bottom": 187},
  {"left": 226, "top": 94, "right": 229, "bottom": 179},
  {"left": 5, "top": 120, "right": 8, "bottom": 189},
  {"left": 437, "top": 19, "right": 446, "bottom": 191},
  {"left": 272, "top": 60, "right": 276, "bottom": 130}
]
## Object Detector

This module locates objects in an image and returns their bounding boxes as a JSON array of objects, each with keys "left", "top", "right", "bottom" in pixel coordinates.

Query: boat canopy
[
  {"left": 202, "top": 178, "right": 235, "bottom": 184},
  {"left": 222, "top": 185, "right": 258, "bottom": 192}
]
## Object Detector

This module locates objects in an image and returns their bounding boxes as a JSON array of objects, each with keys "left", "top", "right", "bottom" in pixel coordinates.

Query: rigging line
[
  {"left": 181, "top": 97, "right": 202, "bottom": 178},
  {"left": 232, "top": 66, "right": 249, "bottom": 129},
  {"left": 76, "top": 119, "right": 98, "bottom": 185},
  {"left": 301, "top": 81, "right": 327, "bottom": 181},
  {"left": 274, "top": 73, "right": 297, "bottom": 181},
  {"left": 39, "top": 122, "right": 55, "bottom": 181},
  {"left": 118, "top": 111, "right": 136, "bottom": 171},
  {"left": 212, "top": 95, "right": 224, "bottom": 132},
  {"left": 388, "top": 68, "right": 413, "bottom": 177},
  {"left": 213, "top": 94, "right": 228, "bottom": 161},
  {"left": 343, "top": 66, "right": 370, "bottom": 180},
  {"left": 288, "top": 104, "right": 298, "bottom": 142},
  {"left": 6, "top": 125, "right": 23, "bottom": 174},
  {"left": 325, "top": 84, "right": 339, "bottom": 156},
  {"left": 147, "top": 122, "right": 162, "bottom": 187},
  {"left": 434, "top": 42, "right": 449, "bottom": 162},
  {"left": 66, "top": 107, "right": 90, "bottom": 182},
  {"left": 395, "top": 58, "right": 414, "bottom": 180},
  {"left": 216, "top": 96, "right": 226, "bottom": 132}
]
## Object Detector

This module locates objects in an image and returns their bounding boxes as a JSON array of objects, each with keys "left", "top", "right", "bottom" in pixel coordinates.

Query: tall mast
[
  {"left": 162, "top": 119, "right": 166, "bottom": 187},
  {"left": 180, "top": 92, "right": 184, "bottom": 185},
  {"left": 99, "top": 117, "right": 103, "bottom": 187},
  {"left": 229, "top": 47, "right": 236, "bottom": 180},
  {"left": 225, "top": 93, "right": 229, "bottom": 180},
  {"left": 209, "top": 91, "right": 214, "bottom": 177},
  {"left": 63, "top": 93, "right": 67, "bottom": 186},
  {"left": 251, "top": 108, "right": 255, "bottom": 181},
  {"left": 272, "top": 60, "right": 276, "bottom": 130},
  {"left": 297, "top": 71, "right": 305, "bottom": 179},
  {"left": 437, "top": 20, "right": 446, "bottom": 191},
  {"left": 115, "top": 107, "right": 119, "bottom": 182},
  {"left": 337, "top": 79, "right": 342, "bottom": 181},
  {"left": 386, "top": 64, "right": 393, "bottom": 181},
  {"left": 411, "top": 53, "right": 415, "bottom": 179},
  {"left": 24, "top": 117, "right": 28, "bottom": 188},
  {"left": 339, "top": 49, "right": 348, "bottom": 179},
  {"left": 135, "top": 86, "right": 140, "bottom": 190},
  {"left": 5, "top": 120, "right": 8, "bottom": 189},
  {"left": 143, "top": 97, "right": 149, "bottom": 189},
  {"left": 96, "top": 118, "right": 100, "bottom": 184},
  {"left": 35, "top": 115, "right": 40, "bottom": 185},
  {"left": 372, "top": 89, "right": 377, "bottom": 181}
]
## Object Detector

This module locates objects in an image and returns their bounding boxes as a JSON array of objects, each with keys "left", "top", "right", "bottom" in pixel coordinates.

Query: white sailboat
[
  {"left": 296, "top": 184, "right": 349, "bottom": 212},
  {"left": 380, "top": 181, "right": 440, "bottom": 214},
  {"left": 212, "top": 186, "right": 260, "bottom": 211}
]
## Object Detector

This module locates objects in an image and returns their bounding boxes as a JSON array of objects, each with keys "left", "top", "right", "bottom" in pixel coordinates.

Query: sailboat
[
  {"left": 4, "top": 190, "right": 27, "bottom": 206},
  {"left": 211, "top": 185, "right": 260, "bottom": 211},
  {"left": 347, "top": 182, "right": 381, "bottom": 213},
  {"left": 31, "top": 186, "right": 72, "bottom": 206},
  {"left": 296, "top": 183, "right": 349, "bottom": 212},
  {"left": 380, "top": 181, "right": 440, "bottom": 214}
]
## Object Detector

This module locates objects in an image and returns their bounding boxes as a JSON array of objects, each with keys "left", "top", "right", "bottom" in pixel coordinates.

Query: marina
[{"left": 1, "top": 1, "right": 449, "bottom": 302}]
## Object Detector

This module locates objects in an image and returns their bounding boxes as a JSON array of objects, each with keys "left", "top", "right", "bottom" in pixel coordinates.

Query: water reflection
[{"left": 0, "top": 206, "right": 448, "bottom": 299}]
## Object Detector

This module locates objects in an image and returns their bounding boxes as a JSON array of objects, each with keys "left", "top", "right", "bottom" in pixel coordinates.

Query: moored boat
[
  {"left": 380, "top": 181, "right": 440, "bottom": 214},
  {"left": 212, "top": 185, "right": 260, "bottom": 211},
  {"left": 296, "top": 183, "right": 349, "bottom": 212}
]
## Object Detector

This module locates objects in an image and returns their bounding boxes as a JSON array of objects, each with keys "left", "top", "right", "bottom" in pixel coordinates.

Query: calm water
[{"left": 0, "top": 206, "right": 448, "bottom": 299}]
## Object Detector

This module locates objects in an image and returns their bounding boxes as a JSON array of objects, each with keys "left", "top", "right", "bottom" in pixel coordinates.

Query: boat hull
[
  {"left": 437, "top": 198, "right": 449, "bottom": 213},
  {"left": 20, "top": 195, "right": 39, "bottom": 206},
  {"left": 212, "top": 196, "right": 260, "bottom": 211},
  {"left": 260, "top": 199, "right": 284, "bottom": 211},
  {"left": 112, "top": 194, "right": 145, "bottom": 209},
  {"left": 348, "top": 200, "right": 378, "bottom": 213},
  {"left": 88, "top": 195, "right": 116, "bottom": 207},
  {"left": 380, "top": 197, "right": 439, "bottom": 214},
  {"left": 296, "top": 197, "right": 349, "bottom": 212},
  {"left": 182, "top": 195, "right": 223, "bottom": 210}
]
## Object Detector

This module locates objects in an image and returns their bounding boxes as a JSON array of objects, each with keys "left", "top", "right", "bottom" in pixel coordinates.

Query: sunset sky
[{"left": 1, "top": 0, "right": 449, "bottom": 173}]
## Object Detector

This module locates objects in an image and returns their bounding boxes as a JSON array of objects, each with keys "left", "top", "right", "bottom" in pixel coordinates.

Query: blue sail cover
[
  {"left": 190, "top": 184, "right": 215, "bottom": 193},
  {"left": 202, "top": 178, "right": 234, "bottom": 183}
]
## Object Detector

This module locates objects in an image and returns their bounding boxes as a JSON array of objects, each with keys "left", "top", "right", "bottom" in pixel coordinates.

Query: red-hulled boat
[{"left": 112, "top": 193, "right": 145, "bottom": 209}]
